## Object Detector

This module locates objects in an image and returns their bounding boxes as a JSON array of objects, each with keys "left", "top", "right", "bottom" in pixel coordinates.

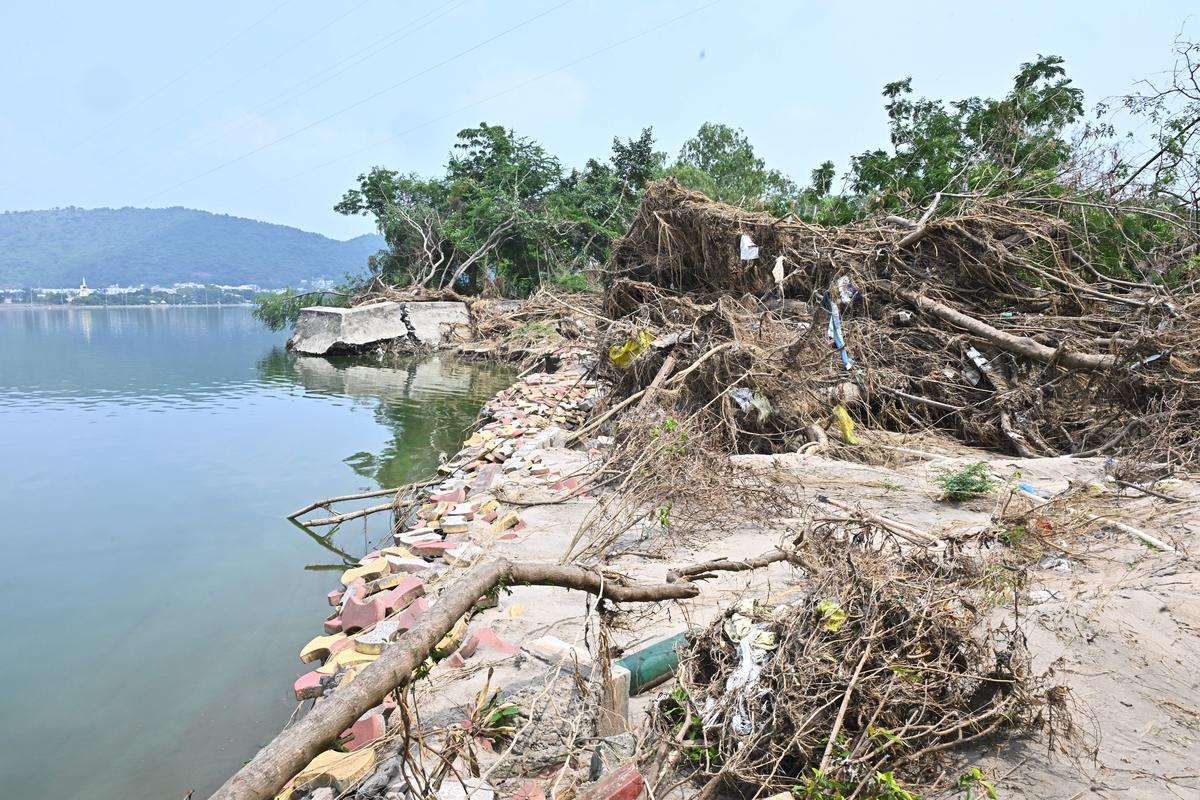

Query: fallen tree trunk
[
  {"left": 667, "top": 548, "right": 795, "bottom": 583},
  {"left": 210, "top": 559, "right": 699, "bottom": 800},
  {"left": 882, "top": 282, "right": 1119, "bottom": 371},
  {"left": 288, "top": 480, "right": 436, "bottom": 521},
  {"left": 298, "top": 502, "right": 393, "bottom": 528}
]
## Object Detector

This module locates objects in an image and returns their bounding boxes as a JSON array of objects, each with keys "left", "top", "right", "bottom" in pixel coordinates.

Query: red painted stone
[
  {"left": 511, "top": 781, "right": 546, "bottom": 800},
  {"left": 430, "top": 486, "right": 466, "bottom": 503},
  {"left": 461, "top": 627, "right": 519, "bottom": 658},
  {"left": 327, "top": 588, "right": 344, "bottom": 607},
  {"left": 498, "top": 532, "right": 519, "bottom": 541},
  {"left": 340, "top": 713, "right": 385, "bottom": 751},
  {"left": 410, "top": 540, "right": 459, "bottom": 558},
  {"left": 393, "top": 597, "right": 429, "bottom": 633},
  {"left": 382, "top": 576, "right": 426, "bottom": 613},
  {"left": 324, "top": 615, "right": 343, "bottom": 634},
  {"left": 576, "top": 763, "right": 643, "bottom": 800},
  {"left": 294, "top": 670, "right": 324, "bottom": 701},
  {"left": 469, "top": 464, "right": 502, "bottom": 493},
  {"left": 481, "top": 511, "right": 499, "bottom": 524},
  {"left": 341, "top": 576, "right": 424, "bottom": 632}
]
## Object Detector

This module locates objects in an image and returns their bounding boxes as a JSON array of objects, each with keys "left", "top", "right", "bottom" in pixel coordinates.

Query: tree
[
  {"left": 610, "top": 127, "right": 664, "bottom": 188},
  {"left": 849, "top": 56, "right": 1084, "bottom": 211}
]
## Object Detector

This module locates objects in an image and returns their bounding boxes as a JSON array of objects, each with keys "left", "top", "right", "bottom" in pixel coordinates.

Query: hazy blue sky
[{"left": 0, "top": 1, "right": 1194, "bottom": 239}]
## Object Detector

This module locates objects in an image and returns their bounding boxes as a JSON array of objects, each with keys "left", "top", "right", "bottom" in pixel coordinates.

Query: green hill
[{"left": 0, "top": 207, "right": 384, "bottom": 288}]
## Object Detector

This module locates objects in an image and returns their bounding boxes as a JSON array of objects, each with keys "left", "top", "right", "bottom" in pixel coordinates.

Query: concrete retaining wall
[{"left": 289, "top": 301, "right": 469, "bottom": 356}]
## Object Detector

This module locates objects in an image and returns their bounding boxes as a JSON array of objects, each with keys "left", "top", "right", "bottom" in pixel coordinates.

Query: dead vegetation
[
  {"left": 652, "top": 526, "right": 1073, "bottom": 800},
  {"left": 594, "top": 179, "right": 1200, "bottom": 470}
]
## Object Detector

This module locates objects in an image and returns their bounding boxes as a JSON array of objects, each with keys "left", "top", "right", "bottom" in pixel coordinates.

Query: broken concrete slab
[
  {"left": 290, "top": 302, "right": 408, "bottom": 356},
  {"left": 403, "top": 301, "right": 471, "bottom": 345},
  {"left": 289, "top": 300, "right": 470, "bottom": 355}
]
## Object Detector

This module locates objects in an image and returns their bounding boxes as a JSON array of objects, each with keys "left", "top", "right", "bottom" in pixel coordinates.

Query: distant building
[{"left": 67, "top": 278, "right": 93, "bottom": 302}]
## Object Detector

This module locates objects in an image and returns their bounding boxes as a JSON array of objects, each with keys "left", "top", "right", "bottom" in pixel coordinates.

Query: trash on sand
[
  {"left": 772, "top": 255, "right": 785, "bottom": 286},
  {"left": 711, "top": 602, "right": 778, "bottom": 735},
  {"left": 832, "top": 405, "right": 858, "bottom": 444},
  {"left": 836, "top": 275, "right": 859, "bottom": 305}
]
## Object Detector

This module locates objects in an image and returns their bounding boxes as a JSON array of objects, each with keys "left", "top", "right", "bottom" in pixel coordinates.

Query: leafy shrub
[{"left": 932, "top": 462, "right": 996, "bottom": 501}]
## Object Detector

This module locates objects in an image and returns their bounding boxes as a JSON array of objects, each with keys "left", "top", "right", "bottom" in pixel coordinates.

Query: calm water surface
[{"left": 0, "top": 306, "right": 513, "bottom": 799}]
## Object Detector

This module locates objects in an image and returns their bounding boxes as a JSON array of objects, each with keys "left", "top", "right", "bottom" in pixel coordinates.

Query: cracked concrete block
[
  {"left": 403, "top": 301, "right": 470, "bottom": 346},
  {"left": 290, "top": 302, "right": 408, "bottom": 356}
]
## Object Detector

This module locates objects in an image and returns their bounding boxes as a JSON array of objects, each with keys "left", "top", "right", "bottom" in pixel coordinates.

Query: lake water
[{"left": 0, "top": 306, "right": 514, "bottom": 799}]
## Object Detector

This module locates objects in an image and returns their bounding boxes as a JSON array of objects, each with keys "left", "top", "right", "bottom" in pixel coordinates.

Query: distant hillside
[{"left": 0, "top": 207, "right": 384, "bottom": 288}]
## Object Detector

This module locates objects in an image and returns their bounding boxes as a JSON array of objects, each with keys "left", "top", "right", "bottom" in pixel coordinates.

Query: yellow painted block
[
  {"left": 299, "top": 633, "right": 348, "bottom": 664},
  {"left": 340, "top": 557, "right": 388, "bottom": 587},
  {"left": 316, "top": 647, "right": 378, "bottom": 675},
  {"left": 367, "top": 572, "right": 412, "bottom": 592},
  {"left": 478, "top": 499, "right": 499, "bottom": 516},
  {"left": 378, "top": 546, "right": 413, "bottom": 559},
  {"left": 274, "top": 786, "right": 294, "bottom": 800},
  {"left": 433, "top": 617, "right": 468, "bottom": 659},
  {"left": 490, "top": 511, "right": 520, "bottom": 533},
  {"left": 294, "top": 747, "right": 377, "bottom": 793}
]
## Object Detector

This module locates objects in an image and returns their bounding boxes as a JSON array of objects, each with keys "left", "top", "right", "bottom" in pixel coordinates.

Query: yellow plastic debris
[
  {"left": 816, "top": 599, "right": 847, "bottom": 632},
  {"left": 832, "top": 405, "right": 858, "bottom": 445},
  {"left": 607, "top": 330, "right": 653, "bottom": 369}
]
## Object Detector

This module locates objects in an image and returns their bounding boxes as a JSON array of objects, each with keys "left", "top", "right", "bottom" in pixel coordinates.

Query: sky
[{"left": 0, "top": 0, "right": 1195, "bottom": 240}]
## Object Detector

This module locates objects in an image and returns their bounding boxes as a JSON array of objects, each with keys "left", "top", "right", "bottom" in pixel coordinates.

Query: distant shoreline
[{"left": 0, "top": 302, "right": 255, "bottom": 310}]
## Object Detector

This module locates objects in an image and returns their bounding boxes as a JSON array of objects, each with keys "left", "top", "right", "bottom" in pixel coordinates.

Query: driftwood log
[
  {"left": 210, "top": 559, "right": 698, "bottom": 800},
  {"left": 883, "top": 281, "right": 1119, "bottom": 371}
]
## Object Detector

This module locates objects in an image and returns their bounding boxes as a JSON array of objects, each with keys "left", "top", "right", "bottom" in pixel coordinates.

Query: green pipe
[{"left": 616, "top": 629, "right": 694, "bottom": 695}]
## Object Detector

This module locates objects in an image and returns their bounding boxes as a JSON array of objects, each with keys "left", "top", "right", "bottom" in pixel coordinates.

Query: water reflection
[
  {"left": 257, "top": 347, "right": 513, "bottom": 488},
  {"left": 0, "top": 306, "right": 515, "bottom": 799}
]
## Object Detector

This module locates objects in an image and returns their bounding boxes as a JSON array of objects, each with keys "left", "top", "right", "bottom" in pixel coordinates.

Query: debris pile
[
  {"left": 658, "top": 531, "right": 1067, "bottom": 798},
  {"left": 598, "top": 179, "right": 1200, "bottom": 468}
]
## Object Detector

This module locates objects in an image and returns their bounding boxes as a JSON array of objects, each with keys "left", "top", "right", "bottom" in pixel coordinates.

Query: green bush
[{"left": 932, "top": 462, "right": 996, "bottom": 501}]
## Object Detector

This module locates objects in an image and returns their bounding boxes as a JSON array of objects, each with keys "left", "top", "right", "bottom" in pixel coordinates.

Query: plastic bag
[
  {"left": 832, "top": 404, "right": 858, "bottom": 444},
  {"left": 607, "top": 330, "right": 653, "bottom": 369}
]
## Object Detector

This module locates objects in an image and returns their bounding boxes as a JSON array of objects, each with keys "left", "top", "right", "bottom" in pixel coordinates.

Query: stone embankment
[{"left": 275, "top": 344, "right": 608, "bottom": 799}]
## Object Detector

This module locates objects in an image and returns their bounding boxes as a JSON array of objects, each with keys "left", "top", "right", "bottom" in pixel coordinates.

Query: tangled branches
[
  {"left": 594, "top": 179, "right": 1200, "bottom": 468},
  {"left": 655, "top": 529, "right": 1069, "bottom": 798}
]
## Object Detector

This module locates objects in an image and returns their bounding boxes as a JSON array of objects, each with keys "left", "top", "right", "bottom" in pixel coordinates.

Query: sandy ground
[{"left": 374, "top": 429, "right": 1198, "bottom": 800}]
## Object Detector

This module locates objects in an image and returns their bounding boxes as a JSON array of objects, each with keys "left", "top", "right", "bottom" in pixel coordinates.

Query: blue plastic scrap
[{"left": 822, "top": 290, "right": 854, "bottom": 370}]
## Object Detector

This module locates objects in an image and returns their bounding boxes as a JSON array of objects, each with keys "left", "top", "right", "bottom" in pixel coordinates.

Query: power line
[
  {"left": 228, "top": 0, "right": 724, "bottom": 201},
  {"left": 88, "top": 0, "right": 471, "bottom": 194},
  {"left": 69, "top": 0, "right": 296, "bottom": 151},
  {"left": 99, "top": 0, "right": 379, "bottom": 163},
  {"left": 141, "top": 0, "right": 573, "bottom": 202},
  {"left": 132, "top": 0, "right": 472, "bottom": 175}
]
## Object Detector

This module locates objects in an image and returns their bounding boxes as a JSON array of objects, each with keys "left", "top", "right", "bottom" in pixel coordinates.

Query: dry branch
[{"left": 210, "top": 560, "right": 698, "bottom": 800}]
